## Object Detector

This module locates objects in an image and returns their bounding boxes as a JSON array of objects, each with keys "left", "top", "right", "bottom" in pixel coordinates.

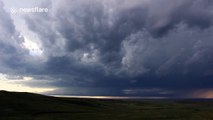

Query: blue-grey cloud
[
  {"left": 0, "top": 1, "right": 26, "bottom": 74},
  {"left": 1, "top": 0, "right": 213, "bottom": 97}
]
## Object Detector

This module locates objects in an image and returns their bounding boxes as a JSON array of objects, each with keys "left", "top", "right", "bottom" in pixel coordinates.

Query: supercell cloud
[{"left": 0, "top": 0, "right": 213, "bottom": 98}]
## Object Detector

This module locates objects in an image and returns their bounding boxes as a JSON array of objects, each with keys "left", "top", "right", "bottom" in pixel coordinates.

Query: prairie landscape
[
  {"left": 1, "top": 0, "right": 213, "bottom": 120},
  {"left": 1, "top": 91, "right": 213, "bottom": 120}
]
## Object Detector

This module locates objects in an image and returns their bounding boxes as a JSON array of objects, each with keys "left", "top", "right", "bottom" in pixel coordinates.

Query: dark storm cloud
[
  {"left": 146, "top": 0, "right": 213, "bottom": 37},
  {"left": 0, "top": 1, "right": 46, "bottom": 78},
  {"left": 1, "top": 0, "right": 213, "bottom": 97},
  {"left": 0, "top": 1, "right": 26, "bottom": 74}
]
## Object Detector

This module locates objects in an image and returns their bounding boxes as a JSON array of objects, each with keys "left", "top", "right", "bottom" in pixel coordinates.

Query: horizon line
[{"left": 51, "top": 95, "right": 213, "bottom": 100}]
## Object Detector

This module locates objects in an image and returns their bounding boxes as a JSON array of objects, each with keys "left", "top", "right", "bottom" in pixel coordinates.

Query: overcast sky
[{"left": 0, "top": 0, "right": 213, "bottom": 98}]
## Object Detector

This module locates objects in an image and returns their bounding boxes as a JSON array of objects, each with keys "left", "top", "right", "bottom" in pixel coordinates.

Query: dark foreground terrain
[{"left": 0, "top": 91, "right": 213, "bottom": 120}]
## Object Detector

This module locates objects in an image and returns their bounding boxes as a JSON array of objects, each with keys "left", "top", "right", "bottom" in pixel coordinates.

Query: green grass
[{"left": 0, "top": 91, "right": 213, "bottom": 120}]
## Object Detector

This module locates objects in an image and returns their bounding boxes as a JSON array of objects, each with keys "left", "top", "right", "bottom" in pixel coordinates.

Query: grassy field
[{"left": 0, "top": 91, "right": 213, "bottom": 120}]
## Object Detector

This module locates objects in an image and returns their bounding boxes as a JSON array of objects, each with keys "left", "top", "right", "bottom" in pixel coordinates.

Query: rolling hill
[{"left": 0, "top": 90, "right": 213, "bottom": 120}]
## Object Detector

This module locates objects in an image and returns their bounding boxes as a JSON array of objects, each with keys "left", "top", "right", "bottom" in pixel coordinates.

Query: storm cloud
[
  {"left": 0, "top": 1, "right": 27, "bottom": 74},
  {"left": 1, "top": 0, "right": 213, "bottom": 98}
]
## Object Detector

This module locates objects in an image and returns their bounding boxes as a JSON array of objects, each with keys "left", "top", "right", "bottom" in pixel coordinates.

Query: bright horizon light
[{"left": 0, "top": 73, "right": 55, "bottom": 93}]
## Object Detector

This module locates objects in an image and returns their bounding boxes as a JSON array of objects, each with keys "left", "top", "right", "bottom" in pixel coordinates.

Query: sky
[{"left": 0, "top": 0, "right": 213, "bottom": 98}]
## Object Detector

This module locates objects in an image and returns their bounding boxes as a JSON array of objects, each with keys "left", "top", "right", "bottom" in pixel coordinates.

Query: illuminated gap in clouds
[
  {"left": 22, "top": 36, "right": 43, "bottom": 56},
  {"left": 0, "top": 73, "right": 55, "bottom": 93}
]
